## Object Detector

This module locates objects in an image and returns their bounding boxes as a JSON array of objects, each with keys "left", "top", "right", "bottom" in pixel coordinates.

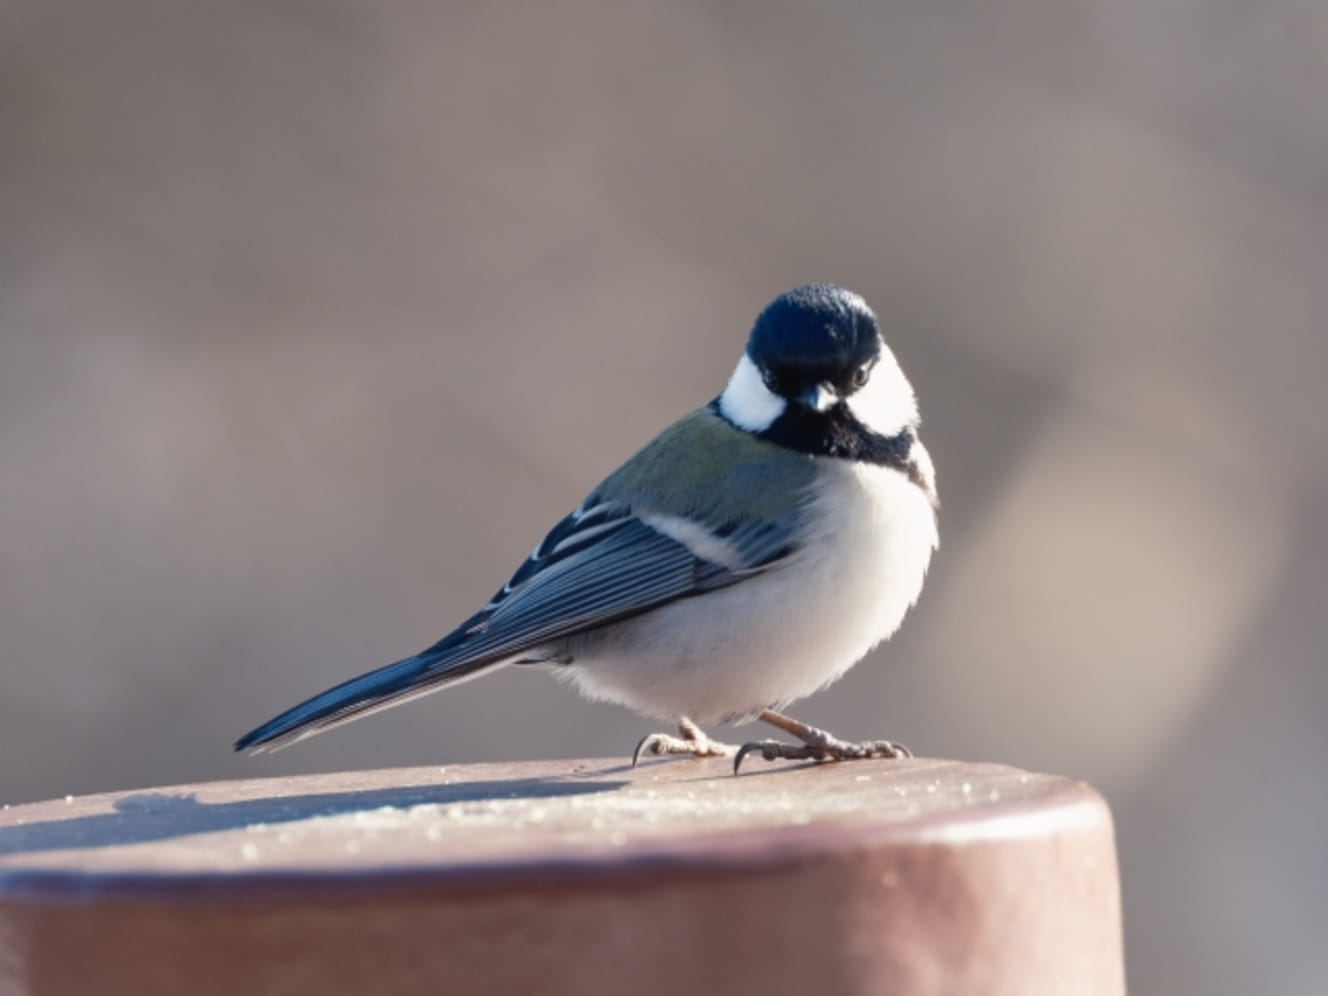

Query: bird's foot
[
  {"left": 632, "top": 717, "right": 736, "bottom": 768},
  {"left": 733, "top": 726, "right": 911, "bottom": 774}
]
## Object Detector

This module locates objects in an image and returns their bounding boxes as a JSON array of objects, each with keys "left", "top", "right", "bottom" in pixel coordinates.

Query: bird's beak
[{"left": 797, "top": 383, "right": 838, "bottom": 412}]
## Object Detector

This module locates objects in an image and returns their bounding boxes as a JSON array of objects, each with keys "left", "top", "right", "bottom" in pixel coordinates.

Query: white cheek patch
[
  {"left": 846, "top": 348, "right": 919, "bottom": 438},
  {"left": 719, "top": 353, "right": 786, "bottom": 432}
]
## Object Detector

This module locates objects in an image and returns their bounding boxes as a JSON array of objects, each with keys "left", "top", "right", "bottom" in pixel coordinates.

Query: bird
[{"left": 235, "top": 283, "right": 939, "bottom": 773}]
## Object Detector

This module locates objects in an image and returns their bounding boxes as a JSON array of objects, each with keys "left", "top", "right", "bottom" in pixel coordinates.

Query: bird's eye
[{"left": 851, "top": 364, "right": 871, "bottom": 389}]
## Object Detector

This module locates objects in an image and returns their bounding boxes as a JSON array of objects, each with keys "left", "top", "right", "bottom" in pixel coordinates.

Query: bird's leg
[
  {"left": 632, "top": 716, "right": 738, "bottom": 767},
  {"left": 733, "top": 708, "right": 912, "bottom": 773}
]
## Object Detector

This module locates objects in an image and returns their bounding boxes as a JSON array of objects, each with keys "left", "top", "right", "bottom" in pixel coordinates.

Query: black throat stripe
[{"left": 709, "top": 398, "right": 929, "bottom": 494}]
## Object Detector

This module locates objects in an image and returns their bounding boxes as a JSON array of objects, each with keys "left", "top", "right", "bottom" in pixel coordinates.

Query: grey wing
[
  {"left": 235, "top": 502, "right": 798, "bottom": 752},
  {"left": 457, "top": 503, "right": 799, "bottom": 659}
]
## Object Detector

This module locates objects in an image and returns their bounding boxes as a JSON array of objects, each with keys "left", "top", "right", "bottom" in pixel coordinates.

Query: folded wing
[{"left": 234, "top": 502, "right": 798, "bottom": 752}]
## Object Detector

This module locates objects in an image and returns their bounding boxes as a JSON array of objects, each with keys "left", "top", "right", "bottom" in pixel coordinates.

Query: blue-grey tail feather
[{"left": 233, "top": 634, "right": 501, "bottom": 754}]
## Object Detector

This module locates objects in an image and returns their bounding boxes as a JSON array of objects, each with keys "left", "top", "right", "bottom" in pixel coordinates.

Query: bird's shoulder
[
  {"left": 593, "top": 405, "right": 819, "bottom": 526},
  {"left": 482, "top": 408, "right": 815, "bottom": 613}
]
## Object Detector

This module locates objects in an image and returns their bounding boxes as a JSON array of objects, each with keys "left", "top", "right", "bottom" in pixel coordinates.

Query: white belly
[{"left": 561, "top": 460, "right": 938, "bottom": 724}]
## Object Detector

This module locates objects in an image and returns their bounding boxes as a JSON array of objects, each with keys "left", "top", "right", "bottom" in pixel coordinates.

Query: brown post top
[{"left": 1, "top": 757, "right": 1125, "bottom": 995}]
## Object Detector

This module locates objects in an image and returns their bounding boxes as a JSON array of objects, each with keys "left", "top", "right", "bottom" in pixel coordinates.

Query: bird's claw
[
  {"left": 732, "top": 736, "right": 911, "bottom": 774},
  {"left": 631, "top": 733, "right": 670, "bottom": 768},
  {"left": 631, "top": 731, "right": 736, "bottom": 768}
]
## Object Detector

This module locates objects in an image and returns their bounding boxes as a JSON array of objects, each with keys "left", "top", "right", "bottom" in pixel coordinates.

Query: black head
[
  {"left": 714, "top": 283, "right": 922, "bottom": 470},
  {"left": 746, "top": 283, "right": 882, "bottom": 407}
]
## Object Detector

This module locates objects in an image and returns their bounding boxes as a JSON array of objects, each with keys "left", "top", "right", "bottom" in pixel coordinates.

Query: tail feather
[{"left": 233, "top": 645, "right": 501, "bottom": 754}]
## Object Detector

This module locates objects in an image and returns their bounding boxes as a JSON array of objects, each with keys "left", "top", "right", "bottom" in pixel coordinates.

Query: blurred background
[{"left": 2, "top": 1, "right": 1324, "bottom": 991}]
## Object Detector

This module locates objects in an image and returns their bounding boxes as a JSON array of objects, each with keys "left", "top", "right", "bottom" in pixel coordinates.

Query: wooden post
[{"left": 0, "top": 758, "right": 1123, "bottom": 995}]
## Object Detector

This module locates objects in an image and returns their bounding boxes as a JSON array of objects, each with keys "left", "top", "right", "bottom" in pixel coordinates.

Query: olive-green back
[{"left": 595, "top": 407, "right": 817, "bottom": 525}]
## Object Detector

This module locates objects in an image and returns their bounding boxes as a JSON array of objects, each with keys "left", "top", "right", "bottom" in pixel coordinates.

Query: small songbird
[{"left": 236, "top": 284, "right": 938, "bottom": 772}]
